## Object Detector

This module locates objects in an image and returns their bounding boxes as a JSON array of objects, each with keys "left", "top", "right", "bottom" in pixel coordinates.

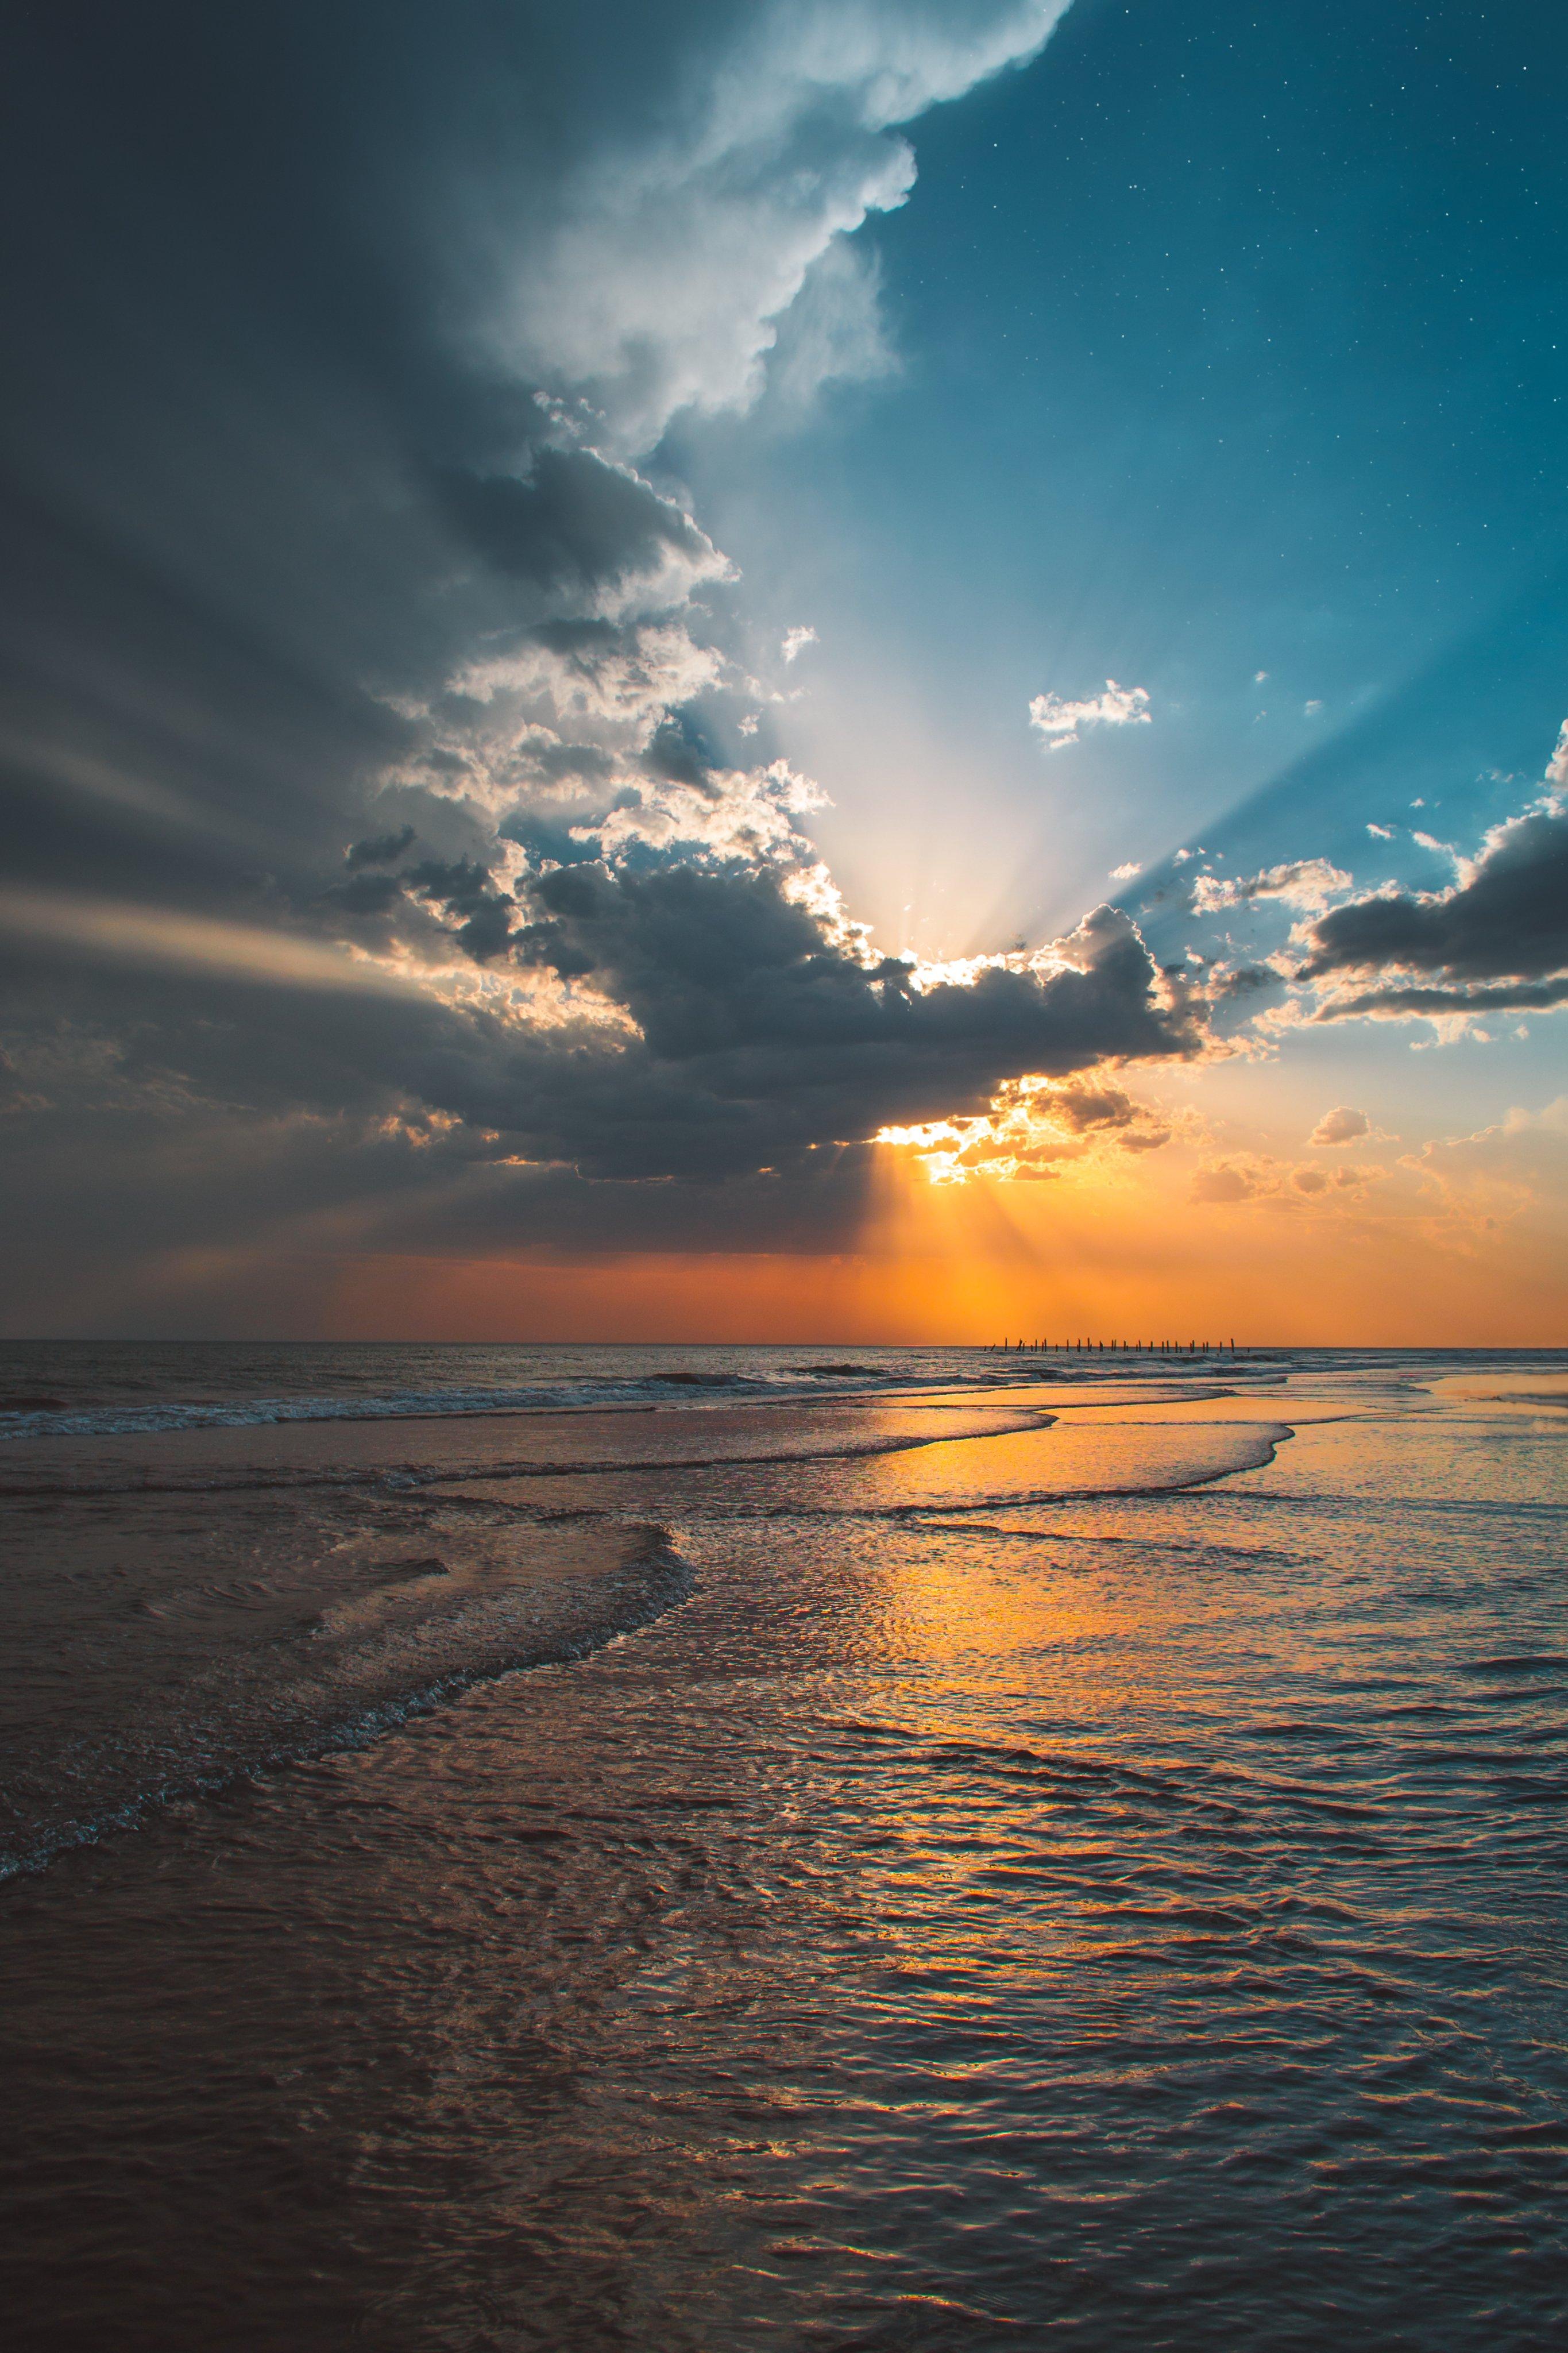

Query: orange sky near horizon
[{"left": 83, "top": 1127, "right": 1567, "bottom": 1346}]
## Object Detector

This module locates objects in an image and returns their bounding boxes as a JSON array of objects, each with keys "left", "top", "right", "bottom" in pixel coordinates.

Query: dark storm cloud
[
  {"left": 431, "top": 453, "right": 724, "bottom": 600},
  {"left": 346, "top": 828, "right": 418, "bottom": 869},
  {"left": 2, "top": 868, "right": 1195, "bottom": 1195},
  {"left": 0, "top": 0, "right": 1159, "bottom": 1311},
  {"left": 514, "top": 866, "right": 1192, "bottom": 1098},
  {"left": 1301, "top": 803, "right": 1568, "bottom": 1017}
]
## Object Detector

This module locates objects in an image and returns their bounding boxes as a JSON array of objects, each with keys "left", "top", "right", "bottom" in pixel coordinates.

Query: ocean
[{"left": 1, "top": 1341, "right": 1565, "bottom": 2349}]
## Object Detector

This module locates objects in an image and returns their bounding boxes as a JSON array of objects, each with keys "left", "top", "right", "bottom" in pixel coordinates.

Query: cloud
[
  {"left": 1310, "top": 1105, "right": 1369, "bottom": 1146},
  {"left": 1301, "top": 779, "right": 1568, "bottom": 1019},
  {"left": 1191, "top": 1161, "right": 1257, "bottom": 1203},
  {"left": 482, "top": 0, "right": 1069, "bottom": 453},
  {"left": 1191, "top": 857, "right": 1352, "bottom": 916},
  {"left": 428, "top": 452, "right": 731, "bottom": 616},
  {"left": 1190, "top": 1152, "right": 1378, "bottom": 1206},
  {"left": 1110, "top": 859, "right": 1142, "bottom": 881},
  {"left": 1, "top": 0, "right": 1216, "bottom": 1314},
  {"left": 495, "top": 874, "right": 1201, "bottom": 1177},
  {"left": 878, "top": 1071, "right": 1180, "bottom": 1185},
  {"left": 346, "top": 827, "right": 418, "bottom": 870},
  {"left": 781, "top": 626, "right": 818, "bottom": 664},
  {"left": 1548, "top": 722, "right": 1568, "bottom": 789},
  {"left": 1029, "top": 679, "right": 1152, "bottom": 754},
  {"left": 1316, "top": 974, "right": 1568, "bottom": 1022},
  {"left": 756, "top": 235, "right": 897, "bottom": 416},
  {"left": 1405, "top": 1098, "right": 1568, "bottom": 1231},
  {"left": 1206, "top": 962, "right": 1283, "bottom": 1004}
]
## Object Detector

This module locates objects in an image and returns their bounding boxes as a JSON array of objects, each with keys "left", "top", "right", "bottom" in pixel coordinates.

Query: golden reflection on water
[
  {"left": 837, "top": 1410, "right": 1291, "bottom": 1516},
  {"left": 867, "top": 1539, "right": 1098, "bottom": 1675},
  {"left": 5, "top": 1362, "right": 1568, "bottom": 2351},
  {"left": 1222, "top": 1399, "right": 1568, "bottom": 1507}
]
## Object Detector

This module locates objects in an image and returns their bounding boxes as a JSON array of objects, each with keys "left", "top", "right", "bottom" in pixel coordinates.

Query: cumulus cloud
[
  {"left": 1190, "top": 1152, "right": 1377, "bottom": 1206},
  {"left": 1548, "top": 722, "right": 1568, "bottom": 789},
  {"left": 781, "top": 626, "right": 818, "bottom": 664},
  {"left": 484, "top": 0, "right": 1068, "bottom": 453},
  {"left": 1110, "top": 859, "right": 1142, "bottom": 881},
  {"left": 1301, "top": 764, "right": 1568, "bottom": 1020},
  {"left": 1, "top": 0, "right": 1219, "bottom": 1313},
  {"left": 1191, "top": 858, "right": 1352, "bottom": 916},
  {"left": 1310, "top": 1105, "right": 1369, "bottom": 1146},
  {"left": 495, "top": 876, "right": 1200, "bottom": 1176},
  {"left": 879, "top": 1071, "right": 1180, "bottom": 1186},
  {"left": 1029, "top": 679, "right": 1152, "bottom": 754},
  {"left": 428, "top": 451, "right": 732, "bottom": 617},
  {"left": 1191, "top": 1161, "right": 1257, "bottom": 1203}
]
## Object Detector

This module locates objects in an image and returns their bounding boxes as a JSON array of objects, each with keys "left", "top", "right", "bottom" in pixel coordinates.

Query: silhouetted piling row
[{"left": 989, "top": 1338, "right": 1241, "bottom": 1356}]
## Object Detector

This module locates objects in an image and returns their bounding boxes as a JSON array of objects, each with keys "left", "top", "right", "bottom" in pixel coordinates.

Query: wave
[
  {"left": 0, "top": 1403, "right": 1050, "bottom": 1499},
  {"left": 0, "top": 1518, "right": 692, "bottom": 1883},
  {"left": 0, "top": 1363, "right": 1026, "bottom": 1441},
  {"left": 0, "top": 1341, "right": 1355, "bottom": 1445}
]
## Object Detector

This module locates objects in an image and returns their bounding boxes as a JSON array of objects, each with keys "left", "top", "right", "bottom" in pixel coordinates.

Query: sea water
[{"left": 1, "top": 1344, "right": 1564, "bottom": 2348}]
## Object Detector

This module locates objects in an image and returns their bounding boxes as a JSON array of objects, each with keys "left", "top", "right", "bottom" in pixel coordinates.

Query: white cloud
[
  {"left": 486, "top": 1, "right": 1069, "bottom": 455},
  {"left": 381, "top": 622, "right": 728, "bottom": 819},
  {"left": 760, "top": 235, "right": 896, "bottom": 415},
  {"left": 1110, "top": 859, "right": 1142, "bottom": 880},
  {"left": 1028, "top": 677, "right": 1152, "bottom": 754},
  {"left": 1304, "top": 699, "right": 1323, "bottom": 716},
  {"left": 1548, "top": 719, "right": 1568, "bottom": 789},
  {"left": 578, "top": 759, "right": 827, "bottom": 867},
  {"left": 781, "top": 624, "right": 818, "bottom": 664},
  {"left": 1366, "top": 822, "right": 1393, "bottom": 839},
  {"left": 1191, "top": 857, "right": 1352, "bottom": 916}
]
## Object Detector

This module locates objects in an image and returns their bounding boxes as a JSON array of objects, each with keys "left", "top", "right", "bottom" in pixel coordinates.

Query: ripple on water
[{"left": 0, "top": 1363, "right": 1565, "bottom": 2348}]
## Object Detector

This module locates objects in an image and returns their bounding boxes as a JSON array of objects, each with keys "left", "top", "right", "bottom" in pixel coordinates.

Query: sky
[{"left": 1, "top": 0, "right": 1565, "bottom": 1342}]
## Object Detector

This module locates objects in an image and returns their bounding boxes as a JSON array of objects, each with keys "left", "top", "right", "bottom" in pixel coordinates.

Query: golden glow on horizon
[{"left": 64, "top": 1121, "right": 1562, "bottom": 1347}]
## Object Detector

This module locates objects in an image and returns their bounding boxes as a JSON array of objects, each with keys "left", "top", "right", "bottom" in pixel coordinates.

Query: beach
[{"left": 2, "top": 1345, "right": 1566, "bottom": 2347}]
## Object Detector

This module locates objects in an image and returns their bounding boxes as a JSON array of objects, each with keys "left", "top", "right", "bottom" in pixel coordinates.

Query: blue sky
[{"left": 677, "top": 0, "right": 1567, "bottom": 973}]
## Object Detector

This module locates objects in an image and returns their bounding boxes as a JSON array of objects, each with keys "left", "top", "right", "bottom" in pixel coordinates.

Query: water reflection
[{"left": 1, "top": 1366, "right": 1565, "bottom": 2348}]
